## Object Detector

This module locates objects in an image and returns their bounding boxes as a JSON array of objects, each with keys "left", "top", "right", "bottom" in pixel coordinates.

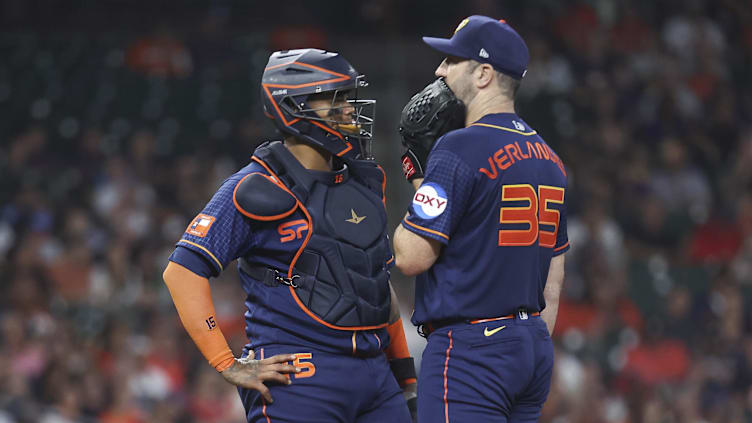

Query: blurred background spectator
[{"left": 1, "top": 0, "right": 751, "bottom": 421}]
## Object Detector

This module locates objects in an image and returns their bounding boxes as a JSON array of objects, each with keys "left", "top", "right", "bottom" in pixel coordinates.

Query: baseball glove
[{"left": 399, "top": 78, "right": 465, "bottom": 180}]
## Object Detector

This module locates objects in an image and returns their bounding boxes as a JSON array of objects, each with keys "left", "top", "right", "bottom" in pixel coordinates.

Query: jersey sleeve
[
  {"left": 402, "top": 148, "right": 475, "bottom": 245},
  {"left": 171, "top": 174, "right": 255, "bottom": 277},
  {"left": 168, "top": 246, "right": 215, "bottom": 278},
  {"left": 552, "top": 194, "right": 569, "bottom": 256}
]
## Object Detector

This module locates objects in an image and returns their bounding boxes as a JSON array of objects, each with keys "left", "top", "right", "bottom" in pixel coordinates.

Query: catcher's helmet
[{"left": 261, "top": 49, "right": 375, "bottom": 160}]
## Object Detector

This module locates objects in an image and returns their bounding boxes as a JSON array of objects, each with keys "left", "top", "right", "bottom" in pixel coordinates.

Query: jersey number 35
[{"left": 498, "top": 184, "right": 564, "bottom": 248}]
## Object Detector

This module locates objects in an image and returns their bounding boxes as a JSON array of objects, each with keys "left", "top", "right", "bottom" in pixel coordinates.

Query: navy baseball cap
[{"left": 423, "top": 15, "right": 529, "bottom": 80}]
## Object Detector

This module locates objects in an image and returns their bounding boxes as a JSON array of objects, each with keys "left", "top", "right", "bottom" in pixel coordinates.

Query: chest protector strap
[{"left": 240, "top": 141, "right": 391, "bottom": 330}]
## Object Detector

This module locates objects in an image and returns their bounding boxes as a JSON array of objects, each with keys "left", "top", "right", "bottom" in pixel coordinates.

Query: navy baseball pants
[
  {"left": 238, "top": 345, "right": 411, "bottom": 423},
  {"left": 418, "top": 314, "right": 554, "bottom": 422}
]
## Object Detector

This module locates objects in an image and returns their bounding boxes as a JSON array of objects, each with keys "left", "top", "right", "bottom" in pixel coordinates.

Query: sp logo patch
[
  {"left": 186, "top": 214, "right": 216, "bottom": 238},
  {"left": 278, "top": 219, "right": 309, "bottom": 243},
  {"left": 412, "top": 183, "right": 448, "bottom": 219}
]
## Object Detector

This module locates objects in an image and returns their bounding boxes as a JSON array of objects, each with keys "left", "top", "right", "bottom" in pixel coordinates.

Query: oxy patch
[{"left": 412, "top": 183, "right": 448, "bottom": 219}]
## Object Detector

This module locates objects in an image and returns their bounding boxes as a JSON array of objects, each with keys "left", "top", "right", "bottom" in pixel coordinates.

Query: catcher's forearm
[{"left": 163, "top": 262, "right": 235, "bottom": 371}]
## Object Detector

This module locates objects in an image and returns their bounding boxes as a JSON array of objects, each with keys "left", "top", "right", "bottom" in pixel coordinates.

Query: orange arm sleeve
[
  {"left": 163, "top": 261, "right": 235, "bottom": 372},
  {"left": 386, "top": 318, "right": 411, "bottom": 359},
  {"left": 385, "top": 318, "right": 416, "bottom": 386}
]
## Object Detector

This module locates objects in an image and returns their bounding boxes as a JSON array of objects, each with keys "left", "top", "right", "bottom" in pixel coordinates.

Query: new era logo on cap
[{"left": 422, "top": 15, "right": 530, "bottom": 80}]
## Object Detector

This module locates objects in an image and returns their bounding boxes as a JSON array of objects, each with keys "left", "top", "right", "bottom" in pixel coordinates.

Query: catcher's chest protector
[{"left": 247, "top": 141, "right": 391, "bottom": 329}]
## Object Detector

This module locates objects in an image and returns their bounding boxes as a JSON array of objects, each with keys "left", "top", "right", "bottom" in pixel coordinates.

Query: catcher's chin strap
[{"left": 386, "top": 318, "right": 417, "bottom": 418}]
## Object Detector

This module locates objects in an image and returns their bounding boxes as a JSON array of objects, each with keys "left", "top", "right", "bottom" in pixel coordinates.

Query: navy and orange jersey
[
  {"left": 403, "top": 113, "right": 569, "bottom": 325},
  {"left": 168, "top": 158, "right": 392, "bottom": 357}
]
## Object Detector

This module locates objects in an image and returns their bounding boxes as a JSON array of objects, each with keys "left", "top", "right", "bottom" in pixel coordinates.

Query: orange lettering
[
  {"left": 278, "top": 219, "right": 309, "bottom": 243},
  {"left": 536, "top": 142, "right": 550, "bottom": 160},
  {"left": 494, "top": 148, "right": 512, "bottom": 171},
  {"left": 479, "top": 156, "right": 498, "bottom": 179},
  {"left": 497, "top": 184, "right": 565, "bottom": 249},
  {"left": 547, "top": 147, "right": 559, "bottom": 165},
  {"left": 546, "top": 147, "right": 567, "bottom": 176},
  {"left": 515, "top": 142, "right": 529, "bottom": 159},
  {"left": 503, "top": 144, "right": 517, "bottom": 165},
  {"left": 292, "top": 353, "right": 316, "bottom": 379},
  {"left": 538, "top": 186, "right": 565, "bottom": 248},
  {"left": 498, "top": 185, "right": 538, "bottom": 246},
  {"left": 505, "top": 143, "right": 522, "bottom": 161},
  {"left": 526, "top": 141, "right": 540, "bottom": 159}
]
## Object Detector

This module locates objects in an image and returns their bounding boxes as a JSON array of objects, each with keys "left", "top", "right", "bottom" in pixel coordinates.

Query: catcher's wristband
[
  {"left": 401, "top": 149, "right": 425, "bottom": 181},
  {"left": 389, "top": 357, "right": 417, "bottom": 386}
]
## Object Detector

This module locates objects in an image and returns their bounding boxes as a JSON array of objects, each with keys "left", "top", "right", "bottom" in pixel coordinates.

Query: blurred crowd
[{"left": 1, "top": 0, "right": 752, "bottom": 422}]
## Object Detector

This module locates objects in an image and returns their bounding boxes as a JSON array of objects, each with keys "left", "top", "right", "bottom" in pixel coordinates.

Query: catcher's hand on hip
[
  {"left": 399, "top": 78, "right": 465, "bottom": 180},
  {"left": 220, "top": 351, "right": 300, "bottom": 403}
]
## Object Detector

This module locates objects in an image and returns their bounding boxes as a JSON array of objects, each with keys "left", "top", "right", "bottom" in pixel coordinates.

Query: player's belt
[{"left": 418, "top": 310, "right": 541, "bottom": 338}]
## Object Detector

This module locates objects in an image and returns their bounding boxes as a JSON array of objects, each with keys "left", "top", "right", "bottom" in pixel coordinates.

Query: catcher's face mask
[
  {"left": 262, "top": 49, "right": 376, "bottom": 160},
  {"left": 289, "top": 76, "right": 376, "bottom": 160}
]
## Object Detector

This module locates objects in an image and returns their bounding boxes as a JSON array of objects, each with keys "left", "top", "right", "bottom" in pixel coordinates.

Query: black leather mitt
[{"left": 399, "top": 78, "right": 466, "bottom": 180}]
